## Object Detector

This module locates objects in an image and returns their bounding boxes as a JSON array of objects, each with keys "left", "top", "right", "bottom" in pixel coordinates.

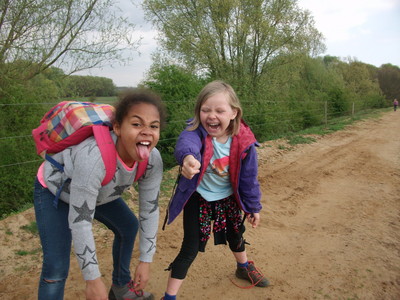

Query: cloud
[
  {"left": 298, "top": 0, "right": 399, "bottom": 42},
  {"left": 80, "top": 0, "right": 400, "bottom": 86},
  {"left": 298, "top": 0, "right": 400, "bottom": 67},
  {"left": 76, "top": 0, "right": 159, "bottom": 87}
]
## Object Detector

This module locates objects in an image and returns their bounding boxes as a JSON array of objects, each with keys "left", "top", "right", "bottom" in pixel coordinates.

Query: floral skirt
[{"left": 198, "top": 194, "right": 244, "bottom": 251}]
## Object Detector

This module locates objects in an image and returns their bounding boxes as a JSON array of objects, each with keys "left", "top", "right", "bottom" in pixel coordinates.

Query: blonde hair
[{"left": 189, "top": 80, "right": 242, "bottom": 136}]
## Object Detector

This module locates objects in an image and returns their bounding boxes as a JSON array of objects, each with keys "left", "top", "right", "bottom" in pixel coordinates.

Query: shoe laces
[
  {"left": 247, "top": 262, "right": 264, "bottom": 282},
  {"left": 127, "top": 280, "right": 144, "bottom": 297},
  {"left": 231, "top": 261, "right": 266, "bottom": 289}
]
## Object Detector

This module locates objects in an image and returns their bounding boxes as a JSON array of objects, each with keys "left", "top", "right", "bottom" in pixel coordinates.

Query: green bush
[{"left": 143, "top": 65, "right": 207, "bottom": 168}]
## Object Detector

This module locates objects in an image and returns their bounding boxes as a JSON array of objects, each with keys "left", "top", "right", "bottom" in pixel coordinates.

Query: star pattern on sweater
[
  {"left": 47, "top": 178, "right": 61, "bottom": 190},
  {"left": 148, "top": 193, "right": 159, "bottom": 214},
  {"left": 108, "top": 184, "right": 130, "bottom": 197},
  {"left": 72, "top": 201, "right": 95, "bottom": 223},
  {"left": 145, "top": 232, "right": 157, "bottom": 253},
  {"left": 139, "top": 214, "right": 148, "bottom": 232},
  {"left": 49, "top": 164, "right": 59, "bottom": 178},
  {"left": 77, "top": 245, "right": 98, "bottom": 269},
  {"left": 47, "top": 177, "right": 71, "bottom": 197},
  {"left": 111, "top": 166, "right": 120, "bottom": 183},
  {"left": 81, "top": 142, "right": 97, "bottom": 156},
  {"left": 61, "top": 179, "right": 71, "bottom": 194},
  {"left": 140, "top": 163, "right": 153, "bottom": 179}
]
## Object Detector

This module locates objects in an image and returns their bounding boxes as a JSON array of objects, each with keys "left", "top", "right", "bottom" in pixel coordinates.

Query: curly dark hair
[{"left": 113, "top": 88, "right": 167, "bottom": 129}]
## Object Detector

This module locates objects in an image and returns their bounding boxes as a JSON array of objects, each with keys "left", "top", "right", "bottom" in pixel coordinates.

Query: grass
[
  {"left": 160, "top": 169, "right": 179, "bottom": 197},
  {"left": 15, "top": 247, "right": 41, "bottom": 256},
  {"left": 279, "top": 108, "right": 388, "bottom": 147},
  {"left": 20, "top": 221, "right": 38, "bottom": 235},
  {"left": 1, "top": 202, "right": 37, "bottom": 220},
  {"left": 287, "top": 135, "right": 316, "bottom": 145},
  {"left": 94, "top": 96, "right": 118, "bottom": 104},
  {"left": 278, "top": 144, "right": 289, "bottom": 150}
]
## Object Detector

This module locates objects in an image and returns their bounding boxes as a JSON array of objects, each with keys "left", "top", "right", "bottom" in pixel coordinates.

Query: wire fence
[
  {"left": 0, "top": 98, "right": 386, "bottom": 216},
  {"left": 0, "top": 99, "right": 370, "bottom": 169}
]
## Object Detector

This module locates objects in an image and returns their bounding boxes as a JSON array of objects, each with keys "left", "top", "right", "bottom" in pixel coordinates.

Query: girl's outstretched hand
[
  {"left": 247, "top": 213, "right": 260, "bottom": 228},
  {"left": 182, "top": 155, "right": 201, "bottom": 179}
]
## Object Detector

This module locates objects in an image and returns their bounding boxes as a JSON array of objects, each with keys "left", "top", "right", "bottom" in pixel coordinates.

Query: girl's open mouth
[
  {"left": 208, "top": 123, "right": 220, "bottom": 130},
  {"left": 136, "top": 141, "right": 150, "bottom": 160}
]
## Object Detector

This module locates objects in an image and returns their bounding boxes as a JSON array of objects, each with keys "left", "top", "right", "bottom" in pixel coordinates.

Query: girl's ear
[
  {"left": 113, "top": 122, "right": 121, "bottom": 136},
  {"left": 231, "top": 108, "right": 238, "bottom": 120}
]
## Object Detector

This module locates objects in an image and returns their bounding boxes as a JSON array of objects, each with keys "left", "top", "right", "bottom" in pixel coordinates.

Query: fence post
[
  {"left": 324, "top": 101, "right": 328, "bottom": 127},
  {"left": 352, "top": 102, "right": 355, "bottom": 118}
]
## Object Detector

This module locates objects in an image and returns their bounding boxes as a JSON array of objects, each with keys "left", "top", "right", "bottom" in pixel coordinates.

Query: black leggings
[{"left": 169, "top": 192, "right": 246, "bottom": 280}]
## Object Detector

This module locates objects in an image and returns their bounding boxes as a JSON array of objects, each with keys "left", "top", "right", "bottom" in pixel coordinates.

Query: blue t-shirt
[{"left": 197, "top": 137, "right": 233, "bottom": 201}]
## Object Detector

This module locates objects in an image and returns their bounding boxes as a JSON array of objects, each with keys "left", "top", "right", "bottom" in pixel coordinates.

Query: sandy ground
[{"left": 0, "top": 111, "right": 399, "bottom": 300}]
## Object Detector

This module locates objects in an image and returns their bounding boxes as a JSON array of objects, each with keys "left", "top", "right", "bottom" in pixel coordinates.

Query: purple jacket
[{"left": 166, "top": 120, "right": 262, "bottom": 224}]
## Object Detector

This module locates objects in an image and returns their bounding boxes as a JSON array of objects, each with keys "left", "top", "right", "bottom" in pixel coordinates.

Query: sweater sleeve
[
  {"left": 137, "top": 147, "right": 163, "bottom": 262},
  {"left": 68, "top": 148, "right": 105, "bottom": 281}
]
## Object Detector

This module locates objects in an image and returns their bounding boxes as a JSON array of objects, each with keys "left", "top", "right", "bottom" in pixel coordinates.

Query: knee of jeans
[
  {"left": 122, "top": 223, "right": 138, "bottom": 242},
  {"left": 42, "top": 260, "right": 69, "bottom": 280},
  {"left": 42, "top": 277, "right": 67, "bottom": 284},
  {"left": 41, "top": 269, "right": 68, "bottom": 284},
  {"left": 122, "top": 217, "right": 139, "bottom": 238}
]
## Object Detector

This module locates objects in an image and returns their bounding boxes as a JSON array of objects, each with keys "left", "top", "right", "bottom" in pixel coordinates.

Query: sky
[{"left": 78, "top": 0, "right": 400, "bottom": 87}]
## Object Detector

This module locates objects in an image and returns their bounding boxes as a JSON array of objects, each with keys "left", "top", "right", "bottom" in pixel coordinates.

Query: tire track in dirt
[{"left": 256, "top": 113, "right": 400, "bottom": 300}]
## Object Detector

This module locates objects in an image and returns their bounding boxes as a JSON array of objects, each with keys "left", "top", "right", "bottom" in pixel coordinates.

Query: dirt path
[{"left": 1, "top": 111, "right": 399, "bottom": 300}]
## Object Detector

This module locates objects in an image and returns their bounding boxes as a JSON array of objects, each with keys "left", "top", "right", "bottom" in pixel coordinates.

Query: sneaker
[
  {"left": 108, "top": 280, "right": 155, "bottom": 300},
  {"left": 235, "top": 261, "right": 270, "bottom": 287}
]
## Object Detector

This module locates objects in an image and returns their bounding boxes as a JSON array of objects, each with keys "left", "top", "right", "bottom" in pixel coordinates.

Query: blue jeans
[{"left": 34, "top": 178, "right": 139, "bottom": 300}]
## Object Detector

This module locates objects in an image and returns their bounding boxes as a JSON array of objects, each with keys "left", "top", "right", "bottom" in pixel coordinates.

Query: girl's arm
[
  {"left": 68, "top": 154, "right": 104, "bottom": 282},
  {"left": 136, "top": 147, "right": 163, "bottom": 288},
  {"left": 174, "top": 127, "right": 203, "bottom": 165},
  {"left": 238, "top": 145, "right": 262, "bottom": 213}
]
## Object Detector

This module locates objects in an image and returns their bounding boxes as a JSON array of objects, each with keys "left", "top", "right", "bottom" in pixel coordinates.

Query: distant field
[
  {"left": 64, "top": 96, "right": 118, "bottom": 104},
  {"left": 95, "top": 96, "right": 118, "bottom": 104}
]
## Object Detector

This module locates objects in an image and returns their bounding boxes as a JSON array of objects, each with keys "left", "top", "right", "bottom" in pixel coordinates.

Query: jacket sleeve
[
  {"left": 238, "top": 144, "right": 262, "bottom": 213},
  {"left": 174, "top": 127, "right": 203, "bottom": 165}
]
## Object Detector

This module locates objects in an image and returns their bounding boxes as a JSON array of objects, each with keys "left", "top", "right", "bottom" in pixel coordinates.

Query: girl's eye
[
  {"left": 132, "top": 123, "right": 142, "bottom": 127},
  {"left": 151, "top": 125, "right": 159, "bottom": 129}
]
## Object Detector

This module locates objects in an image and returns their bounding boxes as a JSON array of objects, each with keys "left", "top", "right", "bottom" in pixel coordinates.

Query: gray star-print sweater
[{"left": 42, "top": 133, "right": 162, "bottom": 280}]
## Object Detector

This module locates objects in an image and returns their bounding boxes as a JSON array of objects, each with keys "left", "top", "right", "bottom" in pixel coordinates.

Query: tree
[
  {"left": 143, "top": 64, "right": 207, "bottom": 167},
  {"left": 377, "top": 64, "right": 400, "bottom": 101},
  {"left": 341, "top": 61, "right": 384, "bottom": 108},
  {"left": 0, "top": 0, "right": 140, "bottom": 83},
  {"left": 325, "top": 58, "right": 385, "bottom": 110},
  {"left": 64, "top": 75, "right": 116, "bottom": 97},
  {"left": 143, "top": 0, "right": 325, "bottom": 92}
]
